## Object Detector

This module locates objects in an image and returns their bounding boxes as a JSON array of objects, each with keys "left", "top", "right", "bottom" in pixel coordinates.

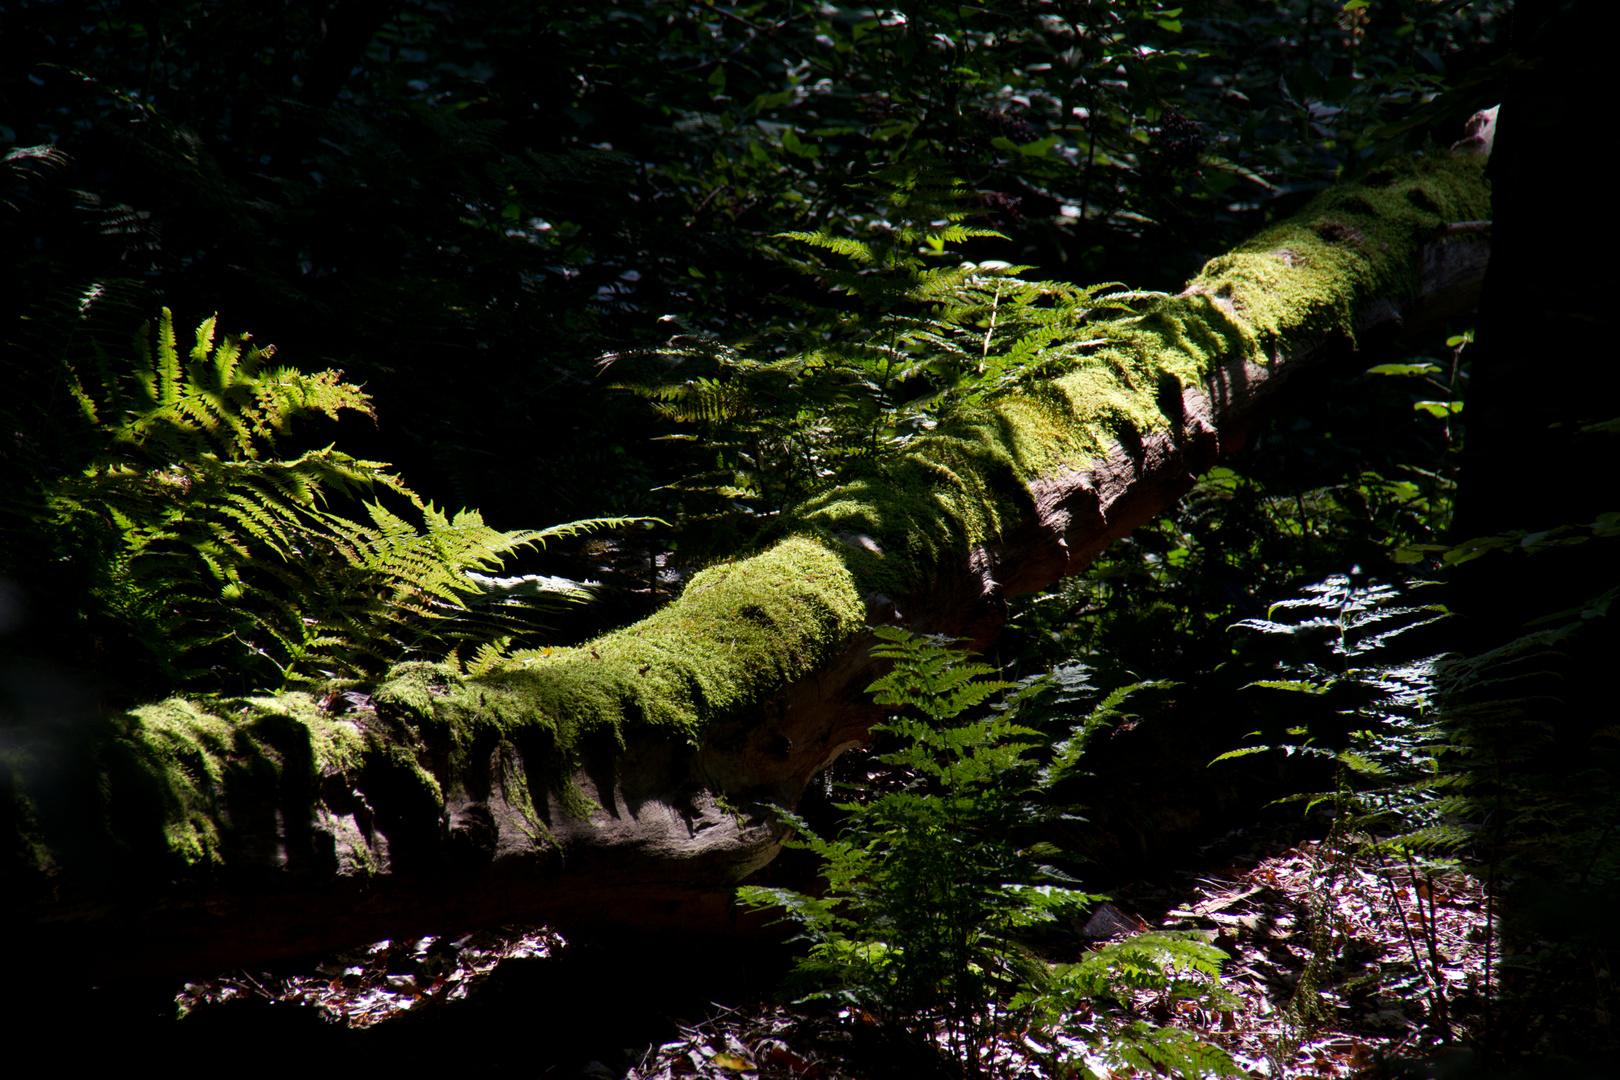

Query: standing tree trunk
[
  {"left": 1443, "top": 0, "right": 1616, "bottom": 1064},
  {"left": 1450, "top": 1, "right": 1614, "bottom": 639}
]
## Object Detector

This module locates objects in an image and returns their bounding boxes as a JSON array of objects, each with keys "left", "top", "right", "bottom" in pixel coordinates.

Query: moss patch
[
  {"left": 0, "top": 690, "right": 379, "bottom": 881},
  {"left": 115, "top": 693, "right": 380, "bottom": 869},
  {"left": 785, "top": 151, "right": 1489, "bottom": 590},
  {"left": 383, "top": 535, "right": 865, "bottom": 755}
]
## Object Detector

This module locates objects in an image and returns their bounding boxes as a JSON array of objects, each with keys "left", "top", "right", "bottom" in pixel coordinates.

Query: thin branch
[{"left": 702, "top": 2, "right": 837, "bottom": 75}]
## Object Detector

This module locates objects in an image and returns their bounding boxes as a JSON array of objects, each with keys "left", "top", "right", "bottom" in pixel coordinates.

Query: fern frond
[
  {"left": 773, "top": 230, "right": 877, "bottom": 264},
  {"left": 614, "top": 163, "right": 1134, "bottom": 558},
  {"left": 34, "top": 308, "right": 649, "bottom": 692},
  {"left": 528, "top": 516, "right": 664, "bottom": 546},
  {"left": 154, "top": 306, "right": 182, "bottom": 406}
]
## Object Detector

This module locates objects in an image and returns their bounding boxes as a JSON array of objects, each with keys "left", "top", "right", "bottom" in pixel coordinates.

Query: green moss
[
  {"left": 785, "top": 152, "right": 1489, "bottom": 585},
  {"left": 116, "top": 698, "right": 239, "bottom": 868},
  {"left": 383, "top": 536, "right": 864, "bottom": 754},
  {"left": 492, "top": 745, "right": 553, "bottom": 847},
  {"left": 0, "top": 691, "right": 388, "bottom": 876},
  {"left": 370, "top": 661, "right": 457, "bottom": 722},
  {"left": 241, "top": 691, "right": 368, "bottom": 777},
  {"left": 361, "top": 536, "right": 865, "bottom": 816}
]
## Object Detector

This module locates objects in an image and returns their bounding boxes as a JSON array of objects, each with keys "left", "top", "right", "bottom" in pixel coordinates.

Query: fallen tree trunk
[{"left": 3, "top": 117, "right": 1494, "bottom": 982}]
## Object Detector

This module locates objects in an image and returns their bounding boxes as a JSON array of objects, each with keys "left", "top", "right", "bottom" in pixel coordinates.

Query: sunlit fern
[
  {"left": 1222, "top": 574, "right": 1456, "bottom": 843},
  {"left": 603, "top": 163, "right": 1133, "bottom": 554},
  {"left": 37, "top": 307, "right": 644, "bottom": 692}
]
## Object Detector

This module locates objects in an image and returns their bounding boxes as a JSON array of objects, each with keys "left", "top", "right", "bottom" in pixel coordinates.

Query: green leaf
[
  {"left": 1366, "top": 362, "right": 1441, "bottom": 377},
  {"left": 1243, "top": 679, "right": 1327, "bottom": 694},
  {"left": 1210, "top": 745, "right": 1272, "bottom": 764},
  {"left": 781, "top": 126, "right": 820, "bottom": 159},
  {"left": 991, "top": 134, "right": 1063, "bottom": 158},
  {"left": 1392, "top": 543, "right": 1448, "bottom": 564}
]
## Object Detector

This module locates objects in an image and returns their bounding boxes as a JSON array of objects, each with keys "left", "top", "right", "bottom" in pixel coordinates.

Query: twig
[
  {"left": 1375, "top": 849, "right": 1429, "bottom": 988},
  {"left": 1483, "top": 748, "right": 1505, "bottom": 1044},
  {"left": 1404, "top": 850, "right": 1450, "bottom": 1033},
  {"left": 702, "top": 2, "right": 837, "bottom": 75}
]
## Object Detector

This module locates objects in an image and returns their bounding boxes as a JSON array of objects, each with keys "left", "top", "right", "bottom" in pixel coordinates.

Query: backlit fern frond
[
  {"left": 23, "top": 308, "right": 643, "bottom": 694},
  {"left": 772, "top": 231, "right": 877, "bottom": 264},
  {"left": 1225, "top": 574, "right": 1454, "bottom": 813},
  {"left": 103, "top": 310, "right": 375, "bottom": 464},
  {"left": 609, "top": 163, "right": 1134, "bottom": 559},
  {"left": 634, "top": 376, "right": 752, "bottom": 425}
]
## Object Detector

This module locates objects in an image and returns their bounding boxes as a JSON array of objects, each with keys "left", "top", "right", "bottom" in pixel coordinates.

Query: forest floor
[
  {"left": 174, "top": 827, "right": 1494, "bottom": 1078},
  {"left": 614, "top": 836, "right": 1494, "bottom": 1080}
]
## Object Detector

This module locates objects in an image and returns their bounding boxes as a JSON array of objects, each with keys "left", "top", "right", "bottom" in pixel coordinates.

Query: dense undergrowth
[
  {"left": 741, "top": 627, "right": 1240, "bottom": 1078},
  {"left": 0, "top": 302, "right": 643, "bottom": 701}
]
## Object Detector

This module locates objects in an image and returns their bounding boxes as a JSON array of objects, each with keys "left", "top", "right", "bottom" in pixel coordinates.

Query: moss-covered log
[{"left": 2, "top": 117, "right": 1494, "bottom": 981}]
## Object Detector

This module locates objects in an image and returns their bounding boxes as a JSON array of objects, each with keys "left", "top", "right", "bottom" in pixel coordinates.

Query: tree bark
[
  {"left": 1442, "top": 7, "right": 1615, "bottom": 1062},
  {"left": 3, "top": 124, "right": 1494, "bottom": 983},
  {"left": 1451, "top": 1, "right": 1614, "bottom": 641}
]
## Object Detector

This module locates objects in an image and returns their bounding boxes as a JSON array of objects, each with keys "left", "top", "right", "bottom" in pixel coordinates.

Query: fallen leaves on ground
[
  {"left": 1153, "top": 837, "right": 1494, "bottom": 1077},
  {"left": 174, "top": 925, "right": 565, "bottom": 1028},
  {"left": 622, "top": 836, "right": 1496, "bottom": 1079},
  {"left": 170, "top": 835, "right": 1495, "bottom": 1078}
]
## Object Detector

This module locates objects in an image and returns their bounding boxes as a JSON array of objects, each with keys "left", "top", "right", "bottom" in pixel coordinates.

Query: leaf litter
[
  {"left": 175, "top": 925, "right": 565, "bottom": 1028},
  {"left": 170, "top": 832, "right": 1494, "bottom": 1077},
  {"left": 620, "top": 833, "right": 1495, "bottom": 1079}
]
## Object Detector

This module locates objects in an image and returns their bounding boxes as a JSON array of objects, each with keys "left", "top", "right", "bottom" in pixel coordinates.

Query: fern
[
  {"left": 1223, "top": 574, "right": 1473, "bottom": 885},
  {"left": 739, "top": 628, "right": 1237, "bottom": 1078},
  {"left": 1224, "top": 560, "right": 1620, "bottom": 1053},
  {"left": 605, "top": 163, "right": 1132, "bottom": 557},
  {"left": 1223, "top": 573, "right": 1611, "bottom": 1047},
  {"left": 1214, "top": 573, "right": 1467, "bottom": 1052},
  {"left": 16, "top": 307, "right": 642, "bottom": 694},
  {"left": 2, "top": 143, "right": 70, "bottom": 212}
]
